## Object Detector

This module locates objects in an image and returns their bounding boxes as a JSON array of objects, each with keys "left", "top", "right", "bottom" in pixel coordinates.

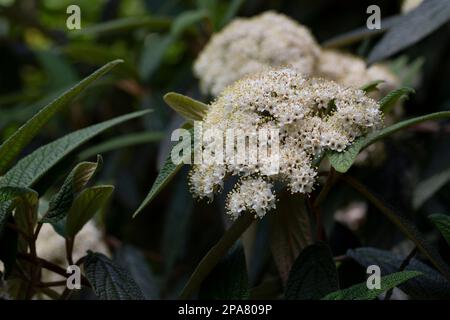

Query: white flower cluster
[
  {"left": 189, "top": 68, "right": 382, "bottom": 219},
  {"left": 194, "top": 11, "right": 320, "bottom": 96},
  {"left": 317, "top": 50, "right": 399, "bottom": 98},
  {"left": 194, "top": 11, "right": 399, "bottom": 98},
  {"left": 226, "top": 177, "right": 276, "bottom": 219}
]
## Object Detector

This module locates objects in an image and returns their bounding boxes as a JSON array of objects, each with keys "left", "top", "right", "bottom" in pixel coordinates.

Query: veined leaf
[
  {"left": 0, "top": 110, "right": 150, "bottom": 189},
  {"left": 79, "top": 132, "right": 164, "bottom": 160},
  {"left": 0, "top": 79, "right": 113, "bottom": 129},
  {"left": 63, "top": 44, "right": 136, "bottom": 78},
  {"left": 285, "top": 242, "right": 339, "bottom": 300},
  {"left": 360, "top": 80, "right": 385, "bottom": 93},
  {"left": 42, "top": 156, "right": 102, "bottom": 224},
  {"left": 0, "top": 187, "right": 38, "bottom": 233},
  {"left": 163, "top": 92, "right": 208, "bottom": 122},
  {"left": 133, "top": 125, "right": 193, "bottom": 217},
  {"left": 341, "top": 175, "right": 450, "bottom": 282},
  {"left": 0, "top": 60, "right": 123, "bottom": 175},
  {"left": 84, "top": 251, "right": 145, "bottom": 300},
  {"left": 199, "top": 242, "right": 249, "bottom": 300},
  {"left": 322, "top": 271, "right": 422, "bottom": 300},
  {"left": 347, "top": 247, "right": 450, "bottom": 299},
  {"left": 65, "top": 186, "right": 114, "bottom": 238},
  {"left": 328, "top": 111, "right": 450, "bottom": 173},
  {"left": 35, "top": 50, "right": 79, "bottom": 91},
  {"left": 368, "top": 0, "right": 450, "bottom": 63},
  {"left": 429, "top": 214, "right": 450, "bottom": 246},
  {"left": 0, "top": 187, "right": 38, "bottom": 204},
  {"left": 379, "top": 87, "right": 415, "bottom": 113},
  {"left": 114, "top": 245, "right": 159, "bottom": 300}
]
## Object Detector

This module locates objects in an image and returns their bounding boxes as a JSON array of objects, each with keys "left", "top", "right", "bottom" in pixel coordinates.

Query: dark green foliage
[
  {"left": 199, "top": 243, "right": 249, "bottom": 300},
  {"left": 84, "top": 251, "right": 146, "bottom": 300},
  {"left": 1, "top": 0, "right": 450, "bottom": 301},
  {"left": 323, "top": 271, "right": 422, "bottom": 300},
  {"left": 285, "top": 242, "right": 339, "bottom": 300},
  {"left": 347, "top": 247, "right": 450, "bottom": 299}
]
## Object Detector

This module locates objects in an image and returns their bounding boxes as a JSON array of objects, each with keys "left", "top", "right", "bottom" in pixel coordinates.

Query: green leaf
[
  {"left": 170, "top": 10, "right": 207, "bottom": 38},
  {"left": 139, "top": 10, "right": 206, "bottom": 80},
  {"left": 65, "top": 186, "right": 114, "bottom": 238},
  {"left": 70, "top": 16, "right": 170, "bottom": 37},
  {"left": 196, "top": 0, "right": 220, "bottom": 29},
  {"left": 413, "top": 168, "right": 450, "bottom": 209},
  {"left": 285, "top": 242, "right": 339, "bottom": 300},
  {"left": 0, "top": 60, "right": 123, "bottom": 175},
  {"left": 163, "top": 92, "right": 208, "bottom": 122},
  {"left": 368, "top": 0, "right": 450, "bottom": 63},
  {"left": 341, "top": 175, "right": 450, "bottom": 283},
  {"left": 379, "top": 87, "right": 415, "bottom": 113},
  {"left": 328, "top": 111, "right": 450, "bottom": 173},
  {"left": 161, "top": 171, "right": 193, "bottom": 273},
  {"left": 269, "top": 193, "right": 313, "bottom": 283},
  {"left": 220, "top": 0, "right": 245, "bottom": 28},
  {"left": 35, "top": 50, "right": 79, "bottom": 91},
  {"left": 133, "top": 125, "right": 193, "bottom": 217},
  {"left": 360, "top": 80, "right": 385, "bottom": 93},
  {"left": 114, "top": 245, "right": 159, "bottom": 300},
  {"left": 199, "top": 242, "right": 249, "bottom": 300},
  {"left": 179, "top": 212, "right": 254, "bottom": 299},
  {"left": 63, "top": 44, "right": 137, "bottom": 78},
  {"left": 322, "top": 271, "right": 422, "bottom": 300},
  {"left": 3, "top": 188, "right": 38, "bottom": 254},
  {"left": 322, "top": 15, "right": 402, "bottom": 48},
  {"left": 0, "top": 187, "right": 38, "bottom": 233},
  {"left": 347, "top": 247, "right": 450, "bottom": 299},
  {"left": 42, "top": 156, "right": 102, "bottom": 224},
  {"left": 429, "top": 214, "right": 450, "bottom": 246},
  {"left": 84, "top": 251, "right": 145, "bottom": 300},
  {"left": 139, "top": 34, "right": 173, "bottom": 80},
  {"left": 0, "top": 186, "right": 38, "bottom": 204},
  {"left": 79, "top": 132, "right": 164, "bottom": 160},
  {"left": 0, "top": 81, "right": 109, "bottom": 129},
  {"left": 390, "top": 55, "right": 425, "bottom": 87},
  {"left": 327, "top": 138, "right": 366, "bottom": 173},
  {"left": 0, "top": 110, "right": 150, "bottom": 189}
]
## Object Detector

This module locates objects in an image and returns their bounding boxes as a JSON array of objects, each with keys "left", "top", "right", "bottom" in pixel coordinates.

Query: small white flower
[
  {"left": 226, "top": 177, "right": 276, "bottom": 219},
  {"left": 189, "top": 68, "right": 382, "bottom": 219},
  {"left": 317, "top": 49, "right": 400, "bottom": 98},
  {"left": 194, "top": 11, "right": 320, "bottom": 96}
]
